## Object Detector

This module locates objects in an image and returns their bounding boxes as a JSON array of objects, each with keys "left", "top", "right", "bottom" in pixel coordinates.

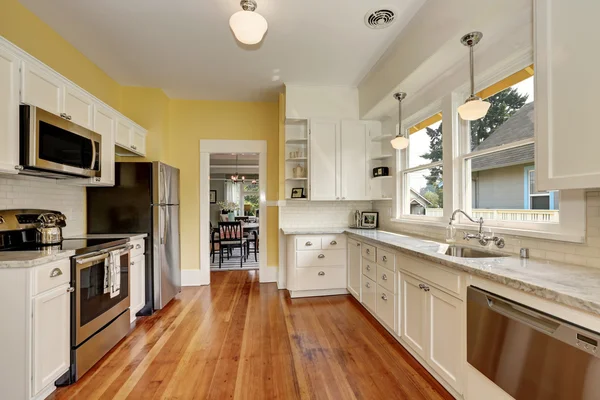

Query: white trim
[
  {"left": 277, "top": 226, "right": 287, "bottom": 289},
  {"left": 288, "top": 288, "right": 348, "bottom": 299},
  {"left": 181, "top": 269, "right": 204, "bottom": 286},
  {"left": 199, "top": 140, "right": 269, "bottom": 284},
  {"left": 462, "top": 138, "right": 535, "bottom": 161},
  {"left": 262, "top": 266, "right": 279, "bottom": 283}
]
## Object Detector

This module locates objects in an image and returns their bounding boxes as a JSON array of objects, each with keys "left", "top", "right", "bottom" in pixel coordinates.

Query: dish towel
[
  {"left": 103, "top": 257, "right": 110, "bottom": 295},
  {"left": 110, "top": 250, "right": 121, "bottom": 298}
]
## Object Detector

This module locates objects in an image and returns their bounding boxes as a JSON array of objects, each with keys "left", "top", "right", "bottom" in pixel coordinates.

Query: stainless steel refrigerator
[{"left": 87, "top": 162, "right": 181, "bottom": 310}]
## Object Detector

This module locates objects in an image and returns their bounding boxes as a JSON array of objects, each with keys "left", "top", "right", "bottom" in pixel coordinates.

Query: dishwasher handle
[{"left": 486, "top": 295, "right": 560, "bottom": 335}]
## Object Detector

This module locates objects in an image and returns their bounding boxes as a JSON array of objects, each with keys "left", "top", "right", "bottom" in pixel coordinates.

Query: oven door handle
[
  {"left": 75, "top": 244, "right": 133, "bottom": 265},
  {"left": 90, "top": 139, "right": 97, "bottom": 171}
]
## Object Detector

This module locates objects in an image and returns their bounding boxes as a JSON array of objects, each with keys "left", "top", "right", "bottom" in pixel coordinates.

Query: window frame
[{"left": 396, "top": 101, "right": 445, "bottom": 223}]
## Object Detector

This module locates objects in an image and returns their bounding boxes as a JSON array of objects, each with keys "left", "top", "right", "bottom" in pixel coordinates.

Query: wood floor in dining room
[{"left": 48, "top": 270, "right": 453, "bottom": 400}]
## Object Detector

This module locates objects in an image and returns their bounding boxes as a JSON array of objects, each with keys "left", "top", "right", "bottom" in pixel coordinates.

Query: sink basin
[{"left": 444, "top": 246, "right": 508, "bottom": 258}]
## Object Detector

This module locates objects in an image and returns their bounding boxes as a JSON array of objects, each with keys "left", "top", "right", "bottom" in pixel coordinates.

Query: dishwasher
[{"left": 467, "top": 286, "right": 600, "bottom": 400}]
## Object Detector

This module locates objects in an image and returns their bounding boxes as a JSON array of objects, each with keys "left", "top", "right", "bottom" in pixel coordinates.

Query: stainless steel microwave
[{"left": 19, "top": 105, "right": 101, "bottom": 178}]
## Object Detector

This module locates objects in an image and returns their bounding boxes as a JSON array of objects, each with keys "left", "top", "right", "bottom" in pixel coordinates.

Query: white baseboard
[
  {"left": 289, "top": 288, "right": 348, "bottom": 298},
  {"left": 260, "top": 265, "right": 278, "bottom": 283},
  {"left": 182, "top": 269, "right": 205, "bottom": 286}
]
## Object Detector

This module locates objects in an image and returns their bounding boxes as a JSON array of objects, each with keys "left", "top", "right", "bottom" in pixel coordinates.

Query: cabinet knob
[
  {"left": 318, "top": 254, "right": 325, "bottom": 259},
  {"left": 50, "top": 268, "right": 63, "bottom": 278},
  {"left": 131, "top": 261, "right": 135, "bottom": 266},
  {"left": 67, "top": 115, "right": 72, "bottom": 120},
  {"left": 366, "top": 282, "right": 371, "bottom": 288},
  {"left": 305, "top": 241, "right": 313, "bottom": 246},
  {"left": 356, "top": 242, "right": 361, "bottom": 247},
  {"left": 136, "top": 244, "right": 142, "bottom": 249},
  {"left": 382, "top": 256, "right": 387, "bottom": 262},
  {"left": 381, "top": 293, "right": 388, "bottom": 301},
  {"left": 382, "top": 274, "right": 388, "bottom": 281},
  {"left": 60, "top": 112, "right": 68, "bottom": 119},
  {"left": 424, "top": 286, "right": 430, "bottom": 292},
  {"left": 67, "top": 287, "right": 75, "bottom": 293},
  {"left": 418, "top": 283, "right": 425, "bottom": 289},
  {"left": 95, "top": 177, "right": 101, "bottom": 182},
  {"left": 366, "top": 249, "right": 370, "bottom": 254},
  {"left": 342, "top": 197, "right": 346, "bottom": 200},
  {"left": 366, "top": 265, "right": 371, "bottom": 271},
  {"left": 318, "top": 271, "right": 325, "bottom": 276},
  {"left": 330, "top": 240, "right": 337, "bottom": 245},
  {"left": 336, "top": 197, "right": 340, "bottom": 200}
]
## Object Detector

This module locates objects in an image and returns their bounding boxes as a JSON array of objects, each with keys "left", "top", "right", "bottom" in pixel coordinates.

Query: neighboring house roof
[
  {"left": 410, "top": 188, "right": 432, "bottom": 208},
  {"left": 472, "top": 102, "right": 534, "bottom": 172}
]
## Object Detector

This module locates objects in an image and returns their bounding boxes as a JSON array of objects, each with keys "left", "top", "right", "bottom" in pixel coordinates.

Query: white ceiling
[{"left": 19, "top": 0, "right": 424, "bottom": 102}]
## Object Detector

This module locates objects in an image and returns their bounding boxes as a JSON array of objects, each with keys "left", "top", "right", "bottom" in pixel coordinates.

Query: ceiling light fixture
[
  {"left": 230, "top": 155, "right": 246, "bottom": 183},
  {"left": 391, "top": 92, "right": 409, "bottom": 150},
  {"left": 229, "top": 0, "right": 268, "bottom": 45},
  {"left": 457, "top": 32, "right": 490, "bottom": 121}
]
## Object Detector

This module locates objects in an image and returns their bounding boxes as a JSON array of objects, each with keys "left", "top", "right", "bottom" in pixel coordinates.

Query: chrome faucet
[{"left": 449, "top": 209, "right": 505, "bottom": 248}]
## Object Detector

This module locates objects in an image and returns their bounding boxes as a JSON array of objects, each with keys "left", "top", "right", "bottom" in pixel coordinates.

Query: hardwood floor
[{"left": 49, "top": 271, "right": 453, "bottom": 400}]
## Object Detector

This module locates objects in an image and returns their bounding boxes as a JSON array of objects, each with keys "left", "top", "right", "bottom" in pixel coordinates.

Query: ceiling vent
[{"left": 364, "top": 8, "right": 397, "bottom": 29}]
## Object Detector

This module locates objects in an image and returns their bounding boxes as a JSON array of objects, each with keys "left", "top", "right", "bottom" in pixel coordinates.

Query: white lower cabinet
[
  {"left": 346, "top": 239, "right": 361, "bottom": 300},
  {"left": 400, "top": 273, "right": 428, "bottom": 358},
  {"left": 130, "top": 254, "right": 146, "bottom": 323},
  {"left": 32, "top": 283, "right": 70, "bottom": 395},
  {"left": 362, "top": 276, "right": 376, "bottom": 311},
  {"left": 376, "top": 285, "right": 395, "bottom": 329}
]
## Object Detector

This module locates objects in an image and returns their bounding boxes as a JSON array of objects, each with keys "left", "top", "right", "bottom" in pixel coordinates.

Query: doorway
[{"left": 199, "top": 140, "right": 268, "bottom": 285}]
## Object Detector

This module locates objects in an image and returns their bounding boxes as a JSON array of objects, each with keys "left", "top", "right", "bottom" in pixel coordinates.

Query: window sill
[{"left": 388, "top": 218, "right": 585, "bottom": 244}]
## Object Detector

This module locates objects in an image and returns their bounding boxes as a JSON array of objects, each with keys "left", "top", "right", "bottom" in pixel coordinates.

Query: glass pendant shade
[
  {"left": 391, "top": 135, "right": 409, "bottom": 150},
  {"left": 229, "top": 10, "right": 268, "bottom": 45},
  {"left": 457, "top": 96, "right": 491, "bottom": 121}
]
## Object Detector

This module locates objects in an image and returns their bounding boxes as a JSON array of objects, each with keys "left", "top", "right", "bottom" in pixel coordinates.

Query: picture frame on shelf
[
  {"left": 291, "top": 187, "right": 305, "bottom": 199},
  {"left": 210, "top": 190, "right": 217, "bottom": 204},
  {"left": 361, "top": 212, "right": 378, "bottom": 228}
]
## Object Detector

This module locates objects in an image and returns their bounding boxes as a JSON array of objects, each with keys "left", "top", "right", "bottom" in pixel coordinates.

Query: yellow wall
[{"left": 168, "top": 99, "right": 279, "bottom": 270}]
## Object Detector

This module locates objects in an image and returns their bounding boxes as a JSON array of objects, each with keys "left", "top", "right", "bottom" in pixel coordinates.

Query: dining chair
[
  {"left": 245, "top": 230, "right": 259, "bottom": 262},
  {"left": 210, "top": 222, "right": 220, "bottom": 263},
  {"left": 218, "top": 221, "right": 247, "bottom": 268}
]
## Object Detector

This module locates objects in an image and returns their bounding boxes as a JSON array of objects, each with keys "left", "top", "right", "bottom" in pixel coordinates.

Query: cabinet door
[
  {"left": 93, "top": 105, "right": 116, "bottom": 186},
  {"left": 63, "top": 85, "right": 93, "bottom": 129},
  {"left": 427, "top": 286, "right": 463, "bottom": 393},
  {"left": 0, "top": 46, "right": 20, "bottom": 174},
  {"left": 130, "top": 254, "right": 145, "bottom": 321},
  {"left": 535, "top": 1, "right": 600, "bottom": 190},
  {"left": 32, "top": 284, "right": 70, "bottom": 395},
  {"left": 310, "top": 119, "right": 339, "bottom": 200},
  {"left": 131, "top": 126, "right": 146, "bottom": 156},
  {"left": 400, "top": 273, "right": 427, "bottom": 358},
  {"left": 346, "top": 240, "right": 361, "bottom": 300},
  {"left": 116, "top": 118, "right": 132, "bottom": 148},
  {"left": 21, "top": 62, "right": 63, "bottom": 116},
  {"left": 340, "top": 120, "right": 369, "bottom": 200}
]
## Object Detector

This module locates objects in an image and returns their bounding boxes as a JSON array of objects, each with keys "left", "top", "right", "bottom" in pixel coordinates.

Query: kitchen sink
[{"left": 444, "top": 245, "right": 509, "bottom": 258}]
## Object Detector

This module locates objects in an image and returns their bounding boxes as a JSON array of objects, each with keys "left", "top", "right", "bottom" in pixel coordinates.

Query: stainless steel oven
[
  {"left": 19, "top": 105, "right": 101, "bottom": 178},
  {"left": 69, "top": 243, "right": 132, "bottom": 382}
]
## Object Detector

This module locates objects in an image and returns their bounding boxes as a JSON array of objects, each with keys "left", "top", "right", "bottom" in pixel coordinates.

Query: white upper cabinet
[
  {"left": 21, "top": 61, "right": 63, "bottom": 116},
  {"left": 310, "top": 119, "right": 339, "bottom": 201},
  {"left": 0, "top": 45, "right": 20, "bottom": 174},
  {"left": 535, "top": 0, "right": 600, "bottom": 190},
  {"left": 340, "top": 120, "right": 369, "bottom": 201},
  {"left": 63, "top": 85, "right": 94, "bottom": 129},
  {"left": 115, "top": 117, "right": 147, "bottom": 157},
  {"left": 93, "top": 105, "right": 116, "bottom": 185}
]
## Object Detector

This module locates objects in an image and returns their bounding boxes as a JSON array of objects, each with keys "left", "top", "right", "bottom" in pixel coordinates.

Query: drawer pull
[
  {"left": 382, "top": 256, "right": 388, "bottom": 262},
  {"left": 366, "top": 265, "right": 371, "bottom": 271},
  {"left": 305, "top": 241, "right": 313, "bottom": 246},
  {"left": 418, "top": 283, "right": 425, "bottom": 289},
  {"left": 356, "top": 242, "right": 361, "bottom": 247},
  {"left": 67, "top": 287, "right": 75, "bottom": 293},
  {"left": 135, "top": 244, "right": 142, "bottom": 249},
  {"left": 382, "top": 274, "right": 388, "bottom": 281},
  {"left": 366, "top": 249, "right": 370, "bottom": 255},
  {"left": 131, "top": 261, "right": 135, "bottom": 266},
  {"left": 49, "top": 268, "right": 63, "bottom": 278},
  {"left": 318, "top": 271, "right": 325, "bottom": 276},
  {"left": 330, "top": 240, "right": 337, "bottom": 245},
  {"left": 381, "top": 293, "right": 388, "bottom": 301},
  {"left": 318, "top": 254, "right": 325, "bottom": 259},
  {"left": 365, "top": 282, "right": 371, "bottom": 288},
  {"left": 423, "top": 286, "right": 430, "bottom": 292}
]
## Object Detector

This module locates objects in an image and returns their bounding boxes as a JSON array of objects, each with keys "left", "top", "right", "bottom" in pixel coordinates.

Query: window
[
  {"left": 242, "top": 182, "right": 259, "bottom": 216},
  {"left": 399, "top": 113, "right": 444, "bottom": 217},
  {"left": 462, "top": 68, "right": 558, "bottom": 224}
]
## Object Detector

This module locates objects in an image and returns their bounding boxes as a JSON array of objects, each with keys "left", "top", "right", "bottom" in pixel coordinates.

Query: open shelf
[
  {"left": 371, "top": 175, "right": 393, "bottom": 180},
  {"left": 371, "top": 154, "right": 393, "bottom": 161},
  {"left": 371, "top": 134, "right": 394, "bottom": 143},
  {"left": 286, "top": 138, "right": 308, "bottom": 144},
  {"left": 285, "top": 197, "right": 308, "bottom": 201},
  {"left": 286, "top": 157, "right": 307, "bottom": 162},
  {"left": 286, "top": 177, "right": 308, "bottom": 181}
]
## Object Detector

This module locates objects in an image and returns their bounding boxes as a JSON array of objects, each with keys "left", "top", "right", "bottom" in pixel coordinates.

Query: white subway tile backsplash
[
  {"left": 0, "top": 175, "right": 85, "bottom": 236},
  {"left": 280, "top": 201, "right": 373, "bottom": 229}
]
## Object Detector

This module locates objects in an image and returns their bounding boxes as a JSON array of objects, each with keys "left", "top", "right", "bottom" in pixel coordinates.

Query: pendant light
[
  {"left": 457, "top": 32, "right": 490, "bottom": 121},
  {"left": 231, "top": 155, "right": 246, "bottom": 183},
  {"left": 229, "top": 0, "right": 268, "bottom": 45},
  {"left": 391, "top": 92, "right": 409, "bottom": 150}
]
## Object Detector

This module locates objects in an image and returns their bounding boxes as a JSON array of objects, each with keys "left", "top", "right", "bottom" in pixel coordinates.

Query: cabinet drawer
[
  {"left": 377, "top": 265, "right": 395, "bottom": 293},
  {"left": 296, "top": 237, "right": 322, "bottom": 251},
  {"left": 362, "top": 276, "right": 376, "bottom": 311},
  {"left": 295, "top": 266, "right": 346, "bottom": 291},
  {"left": 362, "top": 244, "right": 376, "bottom": 262},
  {"left": 296, "top": 249, "right": 345, "bottom": 267},
  {"left": 362, "top": 257, "right": 377, "bottom": 281},
  {"left": 376, "top": 285, "right": 396, "bottom": 330},
  {"left": 32, "top": 259, "right": 71, "bottom": 296},
  {"left": 377, "top": 248, "right": 395, "bottom": 271},
  {"left": 131, "top": 238, "right": 145, "bottom": 258},
  {"left": 321, "top": 235, "right": 346, "bottom": 250},
  {"left": 401, "top": 255, "right": 463, "bottom": 297}
]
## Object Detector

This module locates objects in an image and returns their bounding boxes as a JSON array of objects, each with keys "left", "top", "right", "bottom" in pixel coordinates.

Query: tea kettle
[{"left": 36, "top": 212, "right": 66, "bottom": 245}]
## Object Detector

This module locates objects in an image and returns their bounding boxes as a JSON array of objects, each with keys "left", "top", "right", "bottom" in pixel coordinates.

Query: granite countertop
[
  {"left": 281, "top": 228, "right": 348, "bottom": 235},
  {"left": 0, "top": 249, "right": 75, "bottom": 269},
  {"left": 65, "top": 233, "right": 148, "bottom": 240},
  {"left": 345, "top": 229, "right": 600, "bottom": 316}
]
